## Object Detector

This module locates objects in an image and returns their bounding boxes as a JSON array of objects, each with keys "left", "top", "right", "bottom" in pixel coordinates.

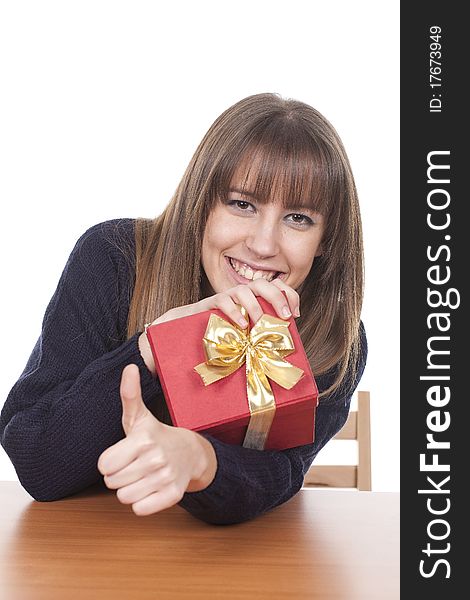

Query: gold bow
[{"left": 194, "top": 307, "right": 304, "bottom": 450}]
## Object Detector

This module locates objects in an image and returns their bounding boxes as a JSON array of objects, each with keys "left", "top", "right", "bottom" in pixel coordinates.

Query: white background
[{"left": 0, "top": 1, "right": 399, "bottom": 491}]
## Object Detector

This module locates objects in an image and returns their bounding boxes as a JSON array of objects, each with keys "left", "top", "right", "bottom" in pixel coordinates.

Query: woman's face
[{"left": 201, "top": 173, "right": 325, "bottom": 294}]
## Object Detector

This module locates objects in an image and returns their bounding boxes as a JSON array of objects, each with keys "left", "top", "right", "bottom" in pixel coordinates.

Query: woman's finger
[
  {"left": 115, "top": 466, "right": 173, "bottom": 505},
  {"left": 270, "top": 278, "right": 301, "bottom": 317},
  {"left": 231, "top": 279, "right": 293, "bottom": 321},
  {"left": 131, "top": 485, "right": 185, "bottom": 516},
  {"left": 198, "top": 292, "right": 247, "bottom": 328},
  {"left": 98, "top": 436, "right": 143, "bottom": 476},
  {"left": 103, "top": 447, "right": 166, "bottom": 489},
  {"left": 229, "top": 284, "right": 277, "bottom": 323}
]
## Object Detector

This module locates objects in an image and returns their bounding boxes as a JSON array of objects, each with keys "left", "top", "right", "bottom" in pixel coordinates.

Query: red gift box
[{"left": 146, "top": 297, "right": 318, "bottom": 450}]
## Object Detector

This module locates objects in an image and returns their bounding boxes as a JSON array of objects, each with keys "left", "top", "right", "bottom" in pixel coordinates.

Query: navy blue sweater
[{"left": 0, "top": 219, "right": 367, "bottom": 524}]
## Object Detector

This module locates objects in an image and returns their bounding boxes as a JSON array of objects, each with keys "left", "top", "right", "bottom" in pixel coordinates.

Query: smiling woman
[{"left": 1, "top": 93, "right": 367, "bottom": 524}]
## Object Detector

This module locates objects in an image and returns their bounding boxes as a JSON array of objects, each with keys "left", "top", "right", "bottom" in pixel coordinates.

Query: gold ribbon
[{"left": 194, "top": 307, "right": 304, "bottom": 450}]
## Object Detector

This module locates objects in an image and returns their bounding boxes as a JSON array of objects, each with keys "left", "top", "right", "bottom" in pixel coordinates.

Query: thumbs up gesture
[{"left": 98, "top": 364, "right": 217, "bottom": 516}]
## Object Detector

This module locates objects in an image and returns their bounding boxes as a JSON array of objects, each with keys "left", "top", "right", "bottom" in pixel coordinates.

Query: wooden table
[{"left": 0, "top": 482, "right": 399, "bottom": 599}]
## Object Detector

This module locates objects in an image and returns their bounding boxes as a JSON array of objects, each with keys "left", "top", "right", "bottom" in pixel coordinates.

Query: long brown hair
[{"left": 123, "top": 94, "right": 364, "bottom": 398}]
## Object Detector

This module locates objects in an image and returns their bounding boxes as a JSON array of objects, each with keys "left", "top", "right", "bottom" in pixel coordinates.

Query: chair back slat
[{"left": 303, "top": 390, "right": 372, "bottom": 491}]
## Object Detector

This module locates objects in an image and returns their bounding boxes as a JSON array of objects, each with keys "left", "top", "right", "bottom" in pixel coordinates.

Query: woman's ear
[{"left": 315, "top": 243, "right": 324, "bottom": 257}]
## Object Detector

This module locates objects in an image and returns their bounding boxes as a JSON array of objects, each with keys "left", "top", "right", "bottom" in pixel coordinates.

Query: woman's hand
[
  {"left": 97, "top": 364, "right": 217, "bottom": 516},
  {"left": 139, "top": 277, "right": 300, "bottom": 374}
]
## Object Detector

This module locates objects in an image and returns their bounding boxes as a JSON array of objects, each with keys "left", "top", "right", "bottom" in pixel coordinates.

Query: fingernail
[
  {"left": 282, "top": 306, "right": 291, "bottom": 318},
  {"left": 238, "top": 317, "right": 249, "bottom": 328},
  {"left": 294, "top": 307, "right": 300, "bottom": 317}
]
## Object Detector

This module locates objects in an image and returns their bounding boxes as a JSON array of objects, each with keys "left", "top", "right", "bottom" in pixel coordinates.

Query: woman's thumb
[{"left": 120, "top": 364, "right": 148, "bottom": 435}]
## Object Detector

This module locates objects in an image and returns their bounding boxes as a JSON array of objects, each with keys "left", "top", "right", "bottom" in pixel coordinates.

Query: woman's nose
[{"left": 244, "top": 221, "right": 280, "bottom": 259}]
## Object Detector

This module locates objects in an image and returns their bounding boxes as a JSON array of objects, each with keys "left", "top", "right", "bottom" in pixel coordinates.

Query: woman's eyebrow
[
  {"left": 228, "top": 187, "right": 258, "bottom": 198},
  {"left": 282, "top": 203, "right": 323, "bottom": 216}
]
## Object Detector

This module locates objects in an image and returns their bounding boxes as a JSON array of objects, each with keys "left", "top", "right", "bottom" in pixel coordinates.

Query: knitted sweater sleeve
[{"left": 0, "top": 220, "right": 163, "bottom": 502}]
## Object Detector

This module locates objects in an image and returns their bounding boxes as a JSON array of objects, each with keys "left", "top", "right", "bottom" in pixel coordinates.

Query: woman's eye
[
  {"left": 227, "top": 199, "right": 254, "bottom": 211},
  {"left": 286, "top": 213, "right": 314, "bottom": 227}
]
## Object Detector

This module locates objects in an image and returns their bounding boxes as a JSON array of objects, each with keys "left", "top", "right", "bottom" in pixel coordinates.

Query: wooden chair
[{"left": 303, "top": 390, "right": 372, "bottom": 491}]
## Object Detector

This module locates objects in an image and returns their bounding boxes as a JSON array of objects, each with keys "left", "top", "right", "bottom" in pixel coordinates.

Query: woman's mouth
[{"left": 226, "top": 256, "right": 283, "bottom": 283}]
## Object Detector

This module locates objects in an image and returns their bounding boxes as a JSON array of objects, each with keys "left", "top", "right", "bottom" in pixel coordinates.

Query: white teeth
[{"left": 229, "top": 257, "right": 278, "bottom": 282}]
